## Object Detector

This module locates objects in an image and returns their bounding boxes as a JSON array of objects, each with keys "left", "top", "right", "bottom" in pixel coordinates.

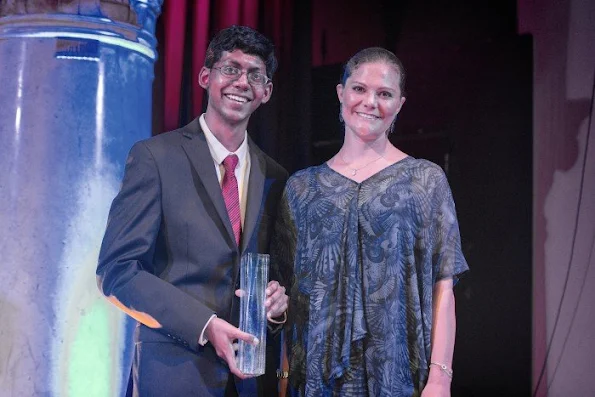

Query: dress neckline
[{"left": 323, "top": 156, "right": 412, "bottom": 185}]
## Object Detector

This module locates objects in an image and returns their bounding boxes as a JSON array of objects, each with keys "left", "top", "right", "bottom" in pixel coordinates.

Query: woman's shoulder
[
  {"left": 287, "top": 163, "right": 328, "bottom": 184},
  {"left": 403, "top": 157, "right": 447, "bottom": 179},
  {"left": 402, "top": 156, "right": 442, "bottom": 173},
  {"left": 397, "top": 157, "right": 450, "bottom": 197},
  {"left": 282, "top": 164, "right": 331, "bottom": 202}
]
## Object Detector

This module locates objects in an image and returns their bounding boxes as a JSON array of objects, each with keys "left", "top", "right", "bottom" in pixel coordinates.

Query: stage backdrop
[
  {"left": 0, "top": 1, "right": 161, "bottom": 396},
  {"left": 519, "top": 0, "right": 595, "bottom": 395}
]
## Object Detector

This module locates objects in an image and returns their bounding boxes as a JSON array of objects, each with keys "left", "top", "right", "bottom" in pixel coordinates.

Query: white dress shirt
[
  {"left": 197, "top": 114, "right": 251, "bottom": 346},
  {"left": 199, "top": 114, "right": 251, "bottom": 225}
]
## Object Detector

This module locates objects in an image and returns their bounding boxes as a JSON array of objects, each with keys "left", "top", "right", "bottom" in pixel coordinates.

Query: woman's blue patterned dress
[{"left": 272, "top": 157, "right": 469, "bottom": 397}]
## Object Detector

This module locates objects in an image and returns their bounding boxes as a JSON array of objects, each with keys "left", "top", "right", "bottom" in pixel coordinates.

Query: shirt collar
[{"left": 199, "top": 114, "right": 249, "bottom": 167}]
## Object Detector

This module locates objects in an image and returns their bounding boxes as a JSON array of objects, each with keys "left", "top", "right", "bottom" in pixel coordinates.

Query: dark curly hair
[{"left": 204, "top": 25, "right": 278, "bottom": 79}]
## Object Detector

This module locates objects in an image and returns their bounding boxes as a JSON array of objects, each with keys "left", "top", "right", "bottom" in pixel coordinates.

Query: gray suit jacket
[{"left": 97, "top": 118, "right": 288, "bottom": 396}]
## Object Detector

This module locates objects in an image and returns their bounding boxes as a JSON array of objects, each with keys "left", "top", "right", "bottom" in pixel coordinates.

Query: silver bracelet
[{"left": 430, "top": 362, "right": 453, "bottom": 378}]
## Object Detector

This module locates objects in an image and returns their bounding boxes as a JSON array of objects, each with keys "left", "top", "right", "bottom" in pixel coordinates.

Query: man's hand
[
  {"left": 204, "top": 317, "right": 258, "bottom": 379},
  {"left": 265, "top": 280, "right": 288, "bottom": 320}
]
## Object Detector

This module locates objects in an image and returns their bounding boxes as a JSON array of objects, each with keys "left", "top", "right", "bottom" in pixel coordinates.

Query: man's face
[{"left": 199, "top": 50, "right": 273, "bottom": 127}]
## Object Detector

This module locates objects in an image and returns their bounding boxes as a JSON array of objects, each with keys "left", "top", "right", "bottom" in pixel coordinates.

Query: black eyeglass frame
[{"left": 211, "top": 65, "right": 271, "bottom": 85}]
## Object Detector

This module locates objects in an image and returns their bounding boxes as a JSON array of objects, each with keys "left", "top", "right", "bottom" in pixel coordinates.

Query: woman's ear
[
  {"left": 396, "top": 96, "right": 406, "bottom": 113},
  {"left": 336, "top": 84, "right": 344, "bottom": 103}
]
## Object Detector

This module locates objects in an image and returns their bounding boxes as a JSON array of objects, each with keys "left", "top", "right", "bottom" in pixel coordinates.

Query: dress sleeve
[
  {"left": 430, "top": 170, "right": 469, "bottom": 283},
  {"left": 270, "top": 187, "right": 298, "bottom": 294},
  {"left": 271, "top": 182, "right": 307, "bottom": 392}
]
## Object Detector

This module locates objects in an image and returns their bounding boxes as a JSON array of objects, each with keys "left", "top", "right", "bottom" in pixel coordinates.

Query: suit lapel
[
  {"left": 180, "top": 121, "right": 236, "bottom": 246},
  {"left": 241, "top": 138, "right": 266, "bottom": 253}
]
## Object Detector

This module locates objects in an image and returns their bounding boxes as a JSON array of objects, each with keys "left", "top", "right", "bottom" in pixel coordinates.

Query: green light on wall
[{"left": 67, "top": 301, "right": 112, "bottom": 397}]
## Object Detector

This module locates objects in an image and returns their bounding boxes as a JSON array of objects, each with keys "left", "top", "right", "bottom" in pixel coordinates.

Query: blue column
[{"left": 0, "top": 1, "right": 162, "bottom": 395}]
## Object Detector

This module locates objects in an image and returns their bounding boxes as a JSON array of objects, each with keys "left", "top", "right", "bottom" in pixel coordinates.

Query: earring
[
  {"left": 388, "top": 115, "right": 397, "bottom": 134},
  {"left": 338, "top": 105, "right": 344, "bottom": 123}
]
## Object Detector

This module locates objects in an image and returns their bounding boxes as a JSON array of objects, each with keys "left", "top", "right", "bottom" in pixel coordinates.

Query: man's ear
[
  {"left": 260, "top": 82, "right": 273, "bottom": 104},
  {"left": 198, "top": 67, "right": 210, "bottom": 89}
]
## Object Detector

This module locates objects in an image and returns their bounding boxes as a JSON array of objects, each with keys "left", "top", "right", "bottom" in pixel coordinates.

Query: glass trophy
[{"left": 236, "top": 253, "right": 269, "bottom": 376}]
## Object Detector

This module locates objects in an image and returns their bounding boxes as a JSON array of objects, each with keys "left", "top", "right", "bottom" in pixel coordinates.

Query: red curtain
[
  {"left": 161, "top": 0, "right": 188, "bottom": 132},
  {"left": 158, "top": 0, "right": 291, "bottom": 132}
]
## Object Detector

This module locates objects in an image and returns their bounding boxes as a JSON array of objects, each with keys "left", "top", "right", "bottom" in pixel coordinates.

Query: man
[{"left": 97, "top": 26, "right": 288, "bottom": 396}]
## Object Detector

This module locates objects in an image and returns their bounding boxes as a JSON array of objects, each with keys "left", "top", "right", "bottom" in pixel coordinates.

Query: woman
[{"left": 273, "top": 47, "right": 468, "bottom": 397}]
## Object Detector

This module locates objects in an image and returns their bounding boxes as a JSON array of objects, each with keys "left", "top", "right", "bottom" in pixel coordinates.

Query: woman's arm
[{"left": 422, "top": 277, "right": 455, "bottom": 397}]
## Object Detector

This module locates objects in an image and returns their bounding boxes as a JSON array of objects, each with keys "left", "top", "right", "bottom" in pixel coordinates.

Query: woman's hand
[
  {"left": 265, "top": 280, "right": 288, "bottom": 320},
  {"left": 421, "top": 381, "right": 450, "bottom": 397}
]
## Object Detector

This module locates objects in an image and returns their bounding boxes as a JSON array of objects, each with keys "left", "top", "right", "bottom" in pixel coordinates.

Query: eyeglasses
[{"left": 211, "top": 65, "right": 270, "bottom": 85}]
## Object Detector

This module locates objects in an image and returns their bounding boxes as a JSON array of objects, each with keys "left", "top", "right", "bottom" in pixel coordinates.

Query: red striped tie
[{"left": 222, "top": 154, "right": 241, "bottom": 246}]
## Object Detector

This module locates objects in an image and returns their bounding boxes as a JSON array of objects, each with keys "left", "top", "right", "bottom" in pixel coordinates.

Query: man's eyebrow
[
  {"left": 222, "top": 60, "right": 241, "bottom": 67},
  {"left": 221, "top": 59, "right": 264, "bottom": 72}
]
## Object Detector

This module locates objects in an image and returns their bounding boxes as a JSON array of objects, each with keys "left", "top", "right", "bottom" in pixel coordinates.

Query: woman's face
[{"left": 337, "top": 61, "right": 406, "bottom": 142}]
